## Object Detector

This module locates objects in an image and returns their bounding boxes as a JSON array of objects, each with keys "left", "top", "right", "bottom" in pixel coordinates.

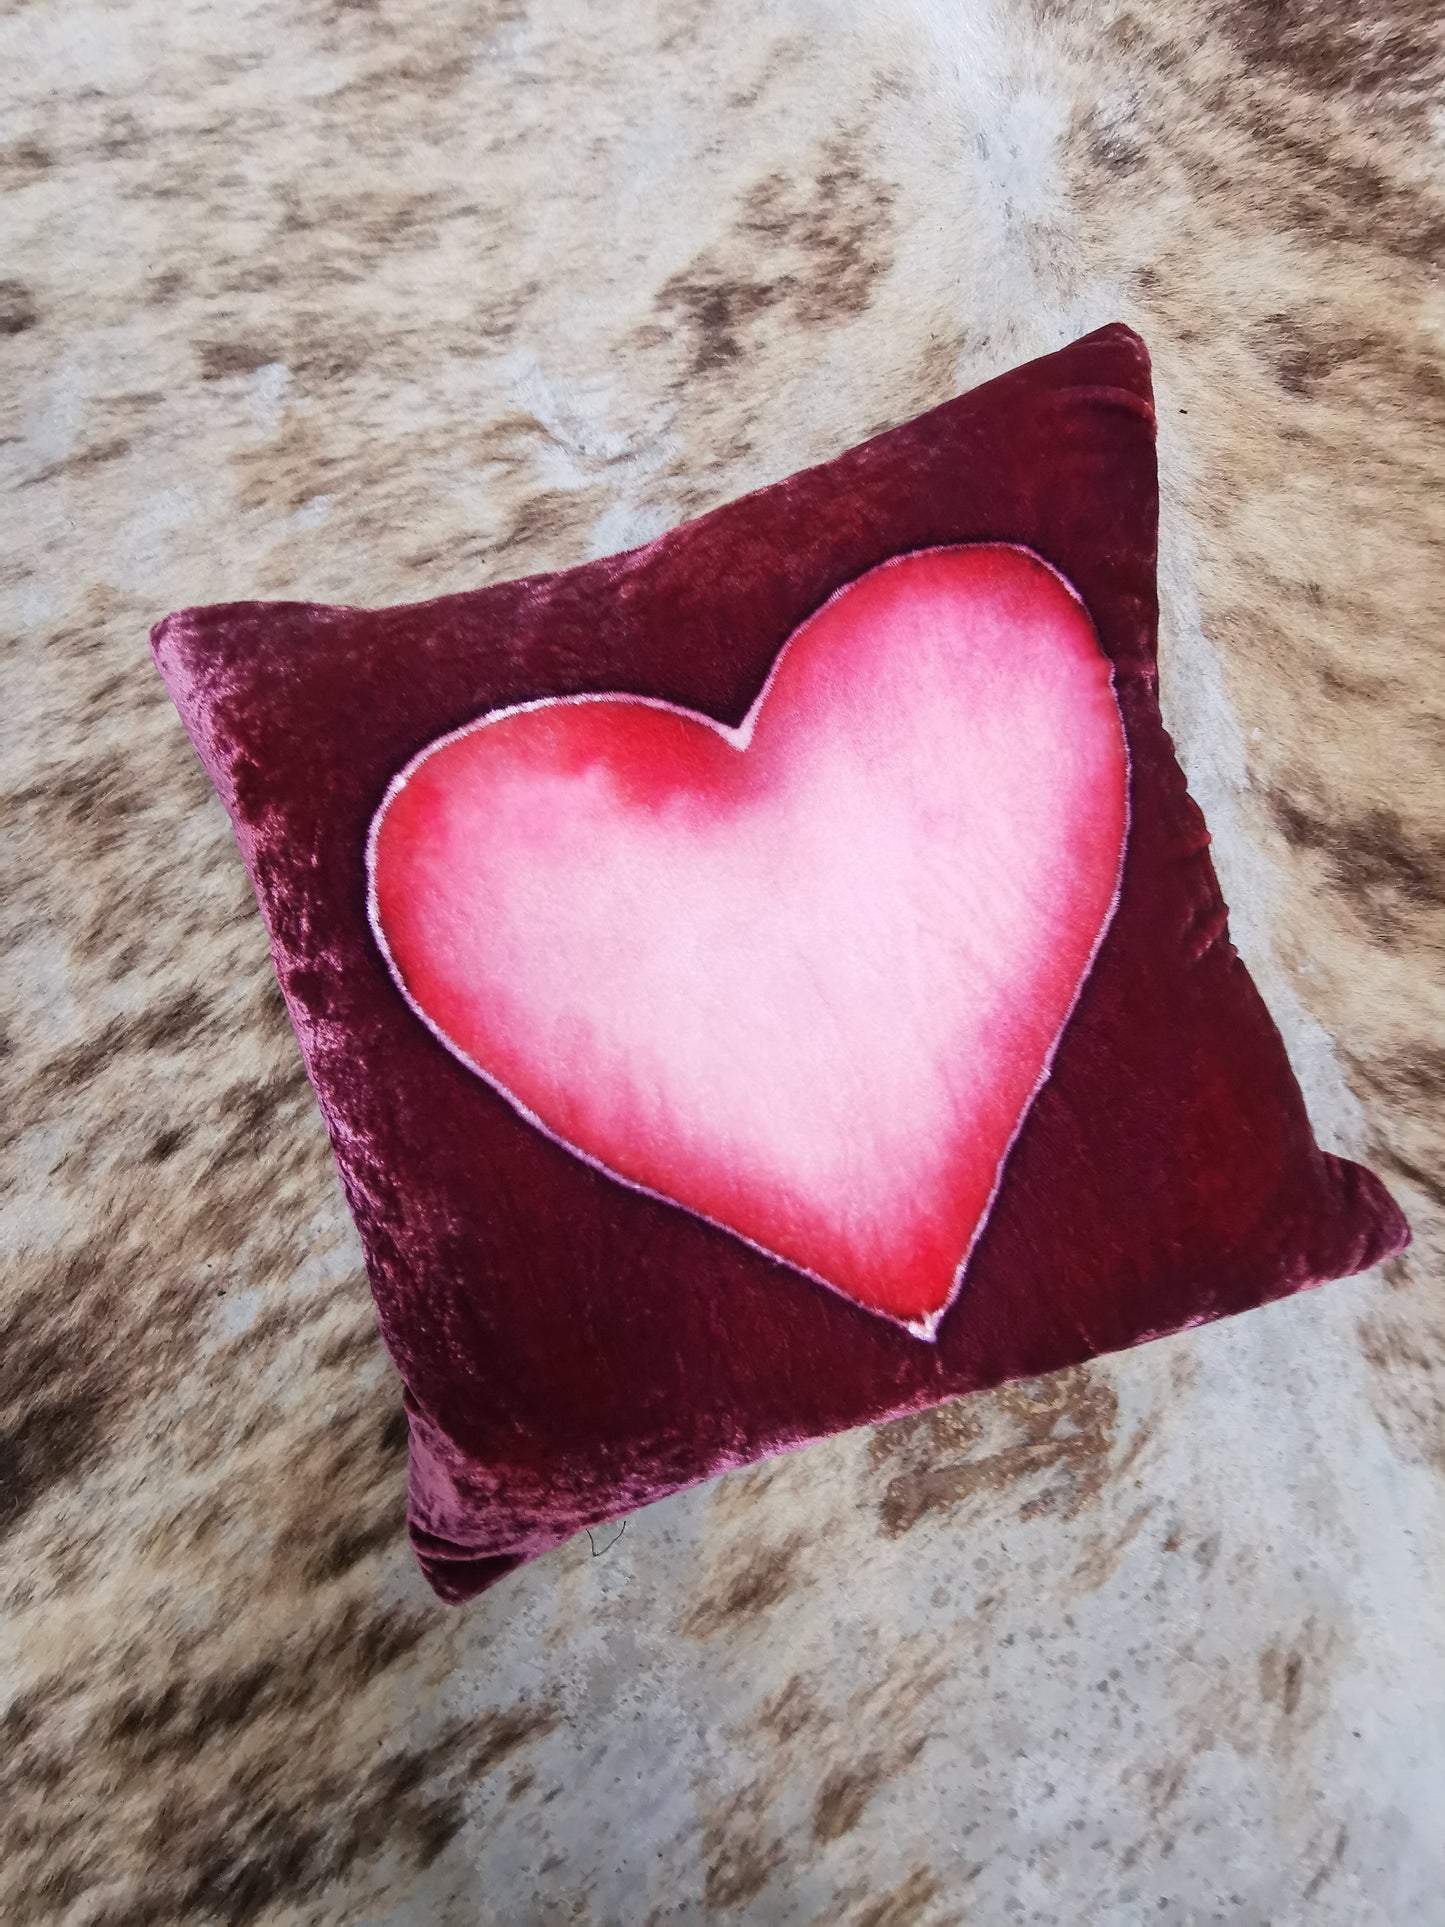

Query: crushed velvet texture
[{"left": 153, "top": 326, "right": 1408, "bottom": 1602}]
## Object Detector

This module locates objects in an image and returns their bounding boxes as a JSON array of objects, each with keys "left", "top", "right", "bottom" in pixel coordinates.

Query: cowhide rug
[{"left": 3, "top": 1, "right": 1441, "bottom": 1921}]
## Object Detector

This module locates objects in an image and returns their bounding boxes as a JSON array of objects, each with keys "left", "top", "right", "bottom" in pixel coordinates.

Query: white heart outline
[{"left": 365, "top": 543, "right": 1130, "bottom": 1341}]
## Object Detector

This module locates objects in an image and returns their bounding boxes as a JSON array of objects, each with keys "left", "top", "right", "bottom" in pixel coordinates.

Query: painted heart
[{"left": 367, "top": 545, "right": 1128, "bottom": 1338}]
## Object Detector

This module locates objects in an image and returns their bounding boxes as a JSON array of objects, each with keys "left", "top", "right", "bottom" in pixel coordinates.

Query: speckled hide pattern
[{"left": 2, "top": 1, "right": 1441, "bottom": 1921}]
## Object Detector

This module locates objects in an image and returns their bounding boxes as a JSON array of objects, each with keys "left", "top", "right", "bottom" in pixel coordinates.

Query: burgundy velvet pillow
[{"left": 153, "top": 325, "right": 1408, "bottom": 1602}]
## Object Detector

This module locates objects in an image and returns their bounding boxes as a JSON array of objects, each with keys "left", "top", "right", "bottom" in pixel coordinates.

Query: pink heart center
[{"left": 368, "top": 545, "right": 1128, "bottom": 1337}]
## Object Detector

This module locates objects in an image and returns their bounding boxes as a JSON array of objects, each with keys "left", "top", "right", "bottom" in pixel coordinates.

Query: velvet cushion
[{"left": 153, "top": 324, "right": 1408, "bottom": 1602}]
